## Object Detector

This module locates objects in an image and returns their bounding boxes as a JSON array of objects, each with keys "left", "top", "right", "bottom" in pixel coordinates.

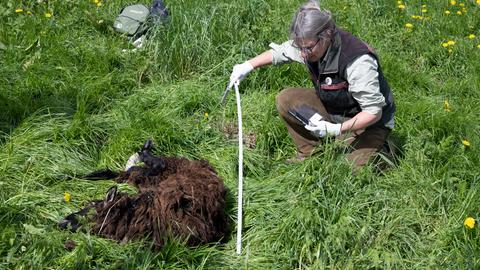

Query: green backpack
[{"left": 113, "top": 4, "right": 151, "bottom": 38}]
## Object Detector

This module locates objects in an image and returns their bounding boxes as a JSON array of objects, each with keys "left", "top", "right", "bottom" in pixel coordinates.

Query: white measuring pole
[{"left": 234, "top": 82, "right": 244, "bottom": 255}]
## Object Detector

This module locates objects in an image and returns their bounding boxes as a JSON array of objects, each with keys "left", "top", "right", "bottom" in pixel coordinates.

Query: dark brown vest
[{"left": 307, "top": 29, "right": 395, "bottom": 128}]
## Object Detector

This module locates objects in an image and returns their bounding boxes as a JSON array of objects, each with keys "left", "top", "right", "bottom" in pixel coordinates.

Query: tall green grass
[{"left": 1, "top": 0, "right": 479, "bottom": 268}]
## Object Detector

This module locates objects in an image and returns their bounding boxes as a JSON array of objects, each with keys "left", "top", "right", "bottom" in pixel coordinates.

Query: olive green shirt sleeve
[{"left": 345, "top": 54, "right": 386, "bottom": 115}]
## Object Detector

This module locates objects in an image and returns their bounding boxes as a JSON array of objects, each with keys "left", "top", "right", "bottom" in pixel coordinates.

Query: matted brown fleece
[{"left": 63, "top": 157, "right": 229, "bottom": 249}]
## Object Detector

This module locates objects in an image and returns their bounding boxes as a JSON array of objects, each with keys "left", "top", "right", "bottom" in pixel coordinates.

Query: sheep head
[{"left": 138, "top": 139, "right": 166, "bottom": 176}]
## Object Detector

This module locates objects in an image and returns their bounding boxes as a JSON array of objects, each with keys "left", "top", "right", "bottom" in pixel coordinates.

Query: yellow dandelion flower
[
  {"left": 477, "top": 0, "right": 480, "bottom": 5},
  {"left": 27, "top": 11, "right": 32, "bottom": 15},
  {"left": 93, "top": 0, "right": 100, "bottom": 3},
  {"left": 462, "top": 8, "right": 467, "bottom": 13},
  {"left": 96, "top": 2, "right": 102, "bottom": 7},
  {"left": 469, "top": 34, "right": 476, "bottom": 39},
  {"left": 477, "top": 44, "right": 480, "bottom": 49},
  {"left": 442, "top": 42, "right": 449, "bottom": 48},
  {"left": 204, "top": 112, "right": 209, "bottom": 119},
  {"left": 445, "top": 10, "right": 451, "bottom": 15},
  {"left": 444, "top": 100, "right": 451, "bottom": 112},
  {"left": 421, "top": 9, "right": 427, "bottom": 13},
  {"left": 459, "top": 3, "right": 465, "bottom": 7},
  {"left": 45, "top": 12, "right": 52, "bottom": 18},
  {"left": 462, "top": 140, "right": 471, "bottom": 147},
  {"left": 405, "top": 23, "right": 413, "bottom": 29},
  {"left": 15, "top": 8, "right": 24, "bottom": 13},
  {"left": 397, "top": 0, "right": 402, "bottom": 4},
  {"left": 398, "top": 4, "right": 406, "bottom": 9},
  {"left": 448, "top": 49, "right": 453, "bottom": 53},
  {"left": 456, "top": 11, "right": 462, "bottom": 15},
  {"left": 447, "top": 40, "right": 456, "bottom": 46},
  {"left": 464, "top": 217, "right": 475, "bottom": 229},
  {"left": 450, "top": 0, "right": 456, "bottom": 5},
  {"left": 64, "top": 192, "right": 71, "bottom": 203},
  {"left": 422, "top": 4, "right": 427, "bottom": 8}
]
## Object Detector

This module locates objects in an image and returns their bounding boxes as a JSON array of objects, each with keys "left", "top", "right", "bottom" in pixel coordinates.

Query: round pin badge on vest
[{"left": 325, "top": 77, "right": 333, "bottom": 85}]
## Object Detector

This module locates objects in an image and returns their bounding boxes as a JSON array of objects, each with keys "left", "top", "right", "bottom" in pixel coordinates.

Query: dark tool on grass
[{"left": 220, "top": 85, "right": 231, "bottom": 105}]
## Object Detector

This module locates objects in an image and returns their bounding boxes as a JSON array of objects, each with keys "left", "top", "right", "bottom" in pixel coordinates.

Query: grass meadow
[{"left": 1, "top": 0, "right": 480, "bottom": 269}]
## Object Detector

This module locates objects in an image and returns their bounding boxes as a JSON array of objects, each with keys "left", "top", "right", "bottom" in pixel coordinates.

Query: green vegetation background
[{"left": 1, "top": 0, "right": 479, "bottom": 269}]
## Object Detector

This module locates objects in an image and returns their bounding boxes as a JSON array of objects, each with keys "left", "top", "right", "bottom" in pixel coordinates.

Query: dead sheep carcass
[{"left": 59, "top": 140, "right": 230, "bottom": 249}]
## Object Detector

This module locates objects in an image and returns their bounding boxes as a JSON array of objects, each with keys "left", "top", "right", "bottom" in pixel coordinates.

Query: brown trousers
[{"left": 275, "top": 87, "right": 390, "bottom": 169}]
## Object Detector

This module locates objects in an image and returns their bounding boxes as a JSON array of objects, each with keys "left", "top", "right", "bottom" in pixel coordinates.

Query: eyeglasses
[
  {"left": 293, "top": 29, "right": 333, "bottom": 55},
  {"left": 293, "top": 36, "right": 328, "bottom": 55},
  {"left": 297, "top": 38, "right": 321, "bottom": 55}
]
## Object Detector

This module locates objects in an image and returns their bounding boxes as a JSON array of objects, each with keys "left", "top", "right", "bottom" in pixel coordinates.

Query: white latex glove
[
  {"left": 305, "top": 115, "right": 341, "bottom": 138},
  {"left": 228, "top": 61, "right": 254, "bottom": 89}
]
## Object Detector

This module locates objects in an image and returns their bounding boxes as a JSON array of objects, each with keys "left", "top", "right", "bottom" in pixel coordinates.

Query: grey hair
[{"left": 289, "top": 0, "right": 334, "bottom": 40}]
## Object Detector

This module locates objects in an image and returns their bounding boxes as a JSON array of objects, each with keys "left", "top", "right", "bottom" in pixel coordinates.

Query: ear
[
  {"left": 143, "top": 139, "right": 154, "bottom": 151},
  {"left": 105, "top": 186, "right": 118, "bottom": 203}
]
